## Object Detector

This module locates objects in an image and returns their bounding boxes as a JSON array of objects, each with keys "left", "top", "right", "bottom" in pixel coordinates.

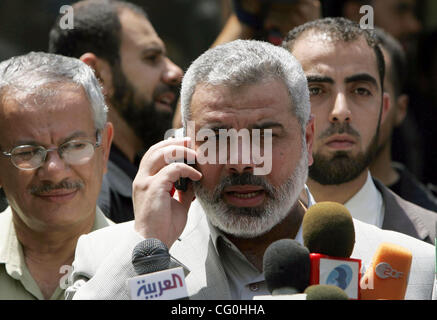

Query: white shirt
[{"left": 344, "top": 171, "right": 385, "bottom": 228}]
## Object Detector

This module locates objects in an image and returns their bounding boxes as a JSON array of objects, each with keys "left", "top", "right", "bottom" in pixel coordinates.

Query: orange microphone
[{"left": 360, "top": 242, "right": 412, "bottom": 300}]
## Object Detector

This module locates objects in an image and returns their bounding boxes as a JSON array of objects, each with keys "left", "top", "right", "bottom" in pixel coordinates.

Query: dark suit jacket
[{"left": 374, "top": 179, "right": 437, "bottom": 244}]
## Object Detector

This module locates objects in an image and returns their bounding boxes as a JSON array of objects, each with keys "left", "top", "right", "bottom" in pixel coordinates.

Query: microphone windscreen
[
  {"left": 263, "top": 239, "right": 310, "bottom": 294},
  {"left": 304, "top": 284, "right": 349, "bottom": 300},
  {"left": 360, "top": 242, "right": 412, "bottom": 300},
  {"left": 303, "top": 201, "right": 355, "bottom": 258},
  {"left": 132, "top": 238, "right": 171, "bottom": 275}
]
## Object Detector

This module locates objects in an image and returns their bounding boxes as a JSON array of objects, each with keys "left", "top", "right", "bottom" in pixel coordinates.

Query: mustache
[
  {"left": 215, "top": 172, "right": 276, "bottom": 199},
  {"left": 318, "top": 123, "right": 361, "bottom": 140},
  {"left": 29, "top": 179, "right": 84, "bottom": 195},
  {"left": 153, "top": 82, "right": 180, "bottom": 99}
]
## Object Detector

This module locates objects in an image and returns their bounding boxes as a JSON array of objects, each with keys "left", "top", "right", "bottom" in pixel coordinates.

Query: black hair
[
  {"left": 374, "top": 28, "right": 407, "bottom": 98},
  {"left": 48, "top": 0, "right": 148, "bottom": 66},
  {"left": 282, "top": 17, "right": 385, "bottom": 92}
]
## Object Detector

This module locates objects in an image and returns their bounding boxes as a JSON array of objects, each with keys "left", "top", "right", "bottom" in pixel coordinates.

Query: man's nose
[
  {"left": 162, "top": 57, "right": 183, "bottom": 87},
  {"left": 329, "top": 92, "right": 351, "bottom": 124},
  {"left": 223, "top": 135, "right": 257, "bottom": 175},
  {"left": 37, "top": 149, "right": 70, "bottom": 178}
]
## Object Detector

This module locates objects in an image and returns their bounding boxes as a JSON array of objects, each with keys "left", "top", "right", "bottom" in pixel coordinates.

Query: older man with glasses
[{"left": 0, "top": 52, "right": 114, "bottom": 300}]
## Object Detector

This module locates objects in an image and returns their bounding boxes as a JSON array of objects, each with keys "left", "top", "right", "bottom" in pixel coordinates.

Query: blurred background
[{"left": 0, "top": 0, "right": 436, "bottom": 193}]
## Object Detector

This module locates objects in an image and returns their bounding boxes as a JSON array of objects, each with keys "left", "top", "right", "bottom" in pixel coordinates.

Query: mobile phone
[{"left": 172, "top": 128, "right": 193, "bottom": 192}]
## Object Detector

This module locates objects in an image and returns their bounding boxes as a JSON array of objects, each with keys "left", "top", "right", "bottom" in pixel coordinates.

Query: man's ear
[
  {"left": 101, "top": 122, "right": 114, "bottom": 174},
  {"left": 394, "top": 94, "right": 409, "bottom": 127},
  {"left": 79, "top": 52, "right": 114, "bottom": 98},
  {"left": 305, "top": 114, "right": 315, "bottom": 167}
]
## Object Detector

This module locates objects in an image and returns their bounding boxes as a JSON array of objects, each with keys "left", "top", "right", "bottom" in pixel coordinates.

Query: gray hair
[
  {"left": 180, "top": 39, "right": 310, "bottom": 132},
  {"left": 0, "top": 51, "right": 107, "bottom": 129}
]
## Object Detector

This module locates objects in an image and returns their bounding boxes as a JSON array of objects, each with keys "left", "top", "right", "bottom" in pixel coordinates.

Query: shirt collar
[
  {"left": 344, "top": 171, "right": 385, "bottom": 228},
  {"left": 0, "top": 207, "right": 19, "bottom": 266},
  {"left": 0, "top": 206, "right": 112, "bottom": 270}
]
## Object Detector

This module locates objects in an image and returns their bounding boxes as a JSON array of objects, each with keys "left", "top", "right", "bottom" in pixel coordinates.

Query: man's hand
[{"left": 132, "top": 137, "right": 202, "bottom": 248}]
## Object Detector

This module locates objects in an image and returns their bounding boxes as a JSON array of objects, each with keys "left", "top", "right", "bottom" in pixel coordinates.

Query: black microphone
[
  {"left": 262, "top": 239, "right": 310, "bottom": 297},
  {"left": 128, "top": 239, "right": 189, "bottom": 300},
  {"left": 302, "top": 201, "right": 361, "bottom": 299},
  {"left": 132, "top": 238, "right": 170, "bottom": 275},
  {"left": 304, "top": 284, "right": 349, "bottom": 300}
]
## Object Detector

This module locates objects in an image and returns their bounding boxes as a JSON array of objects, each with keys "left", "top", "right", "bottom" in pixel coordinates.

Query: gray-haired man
[
  {"left": 0, "top": 52, "right": 113, "bottom": 299},
  {"left": 67, "top": 40, "right": 435, "bottom": 300}
]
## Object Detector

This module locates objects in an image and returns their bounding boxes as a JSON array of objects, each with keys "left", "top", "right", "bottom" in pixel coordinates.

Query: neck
[
  {"left": 307, "top": 170, "right": 369, "bottom": 204},
  {"left": 13, "top": 212, "right": 95, "bottom": 262},
  {"left": 107, "top": 107, "right": 143, "bottom": 163},
  {"left": 226, "top": 201, "right": 306, "bottom": 272},
  {"left": 369, "top": 143, "right": 399, "bottom": 186},
  {"left": 12, "top": 210, "right": 95, "bottom": 299}
]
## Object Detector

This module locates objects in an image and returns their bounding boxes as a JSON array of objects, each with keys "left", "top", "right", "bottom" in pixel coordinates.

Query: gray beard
[{"left": 193, "top": 147, "right": 308, "bottom": 238}]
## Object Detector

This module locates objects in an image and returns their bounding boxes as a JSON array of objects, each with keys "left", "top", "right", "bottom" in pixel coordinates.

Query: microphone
[
  {"left": 127, "top": 239, "right": 189, "bottom": 300},
  {"left": 132, "top": 238, "right": 170, "bottom": 274},
  {"left": 360, "top": 242, "right": 412, "bottom": 300},
  {"left": 253, "top": 239, "right": 310, "bottom": 300},
  {"left": 302, "top": 201, "right": 361, "bottom": 300},
  {"left": 304, "top": 285, "right": 349, "bottom": 300}
]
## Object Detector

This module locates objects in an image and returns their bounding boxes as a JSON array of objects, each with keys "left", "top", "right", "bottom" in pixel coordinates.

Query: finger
[
  {"left": 158, "top": 162, "right": 202, "bottom": 186},
  {"left": 141, "top": 145, "right": 197, "bottom": 176},
  {"left": 140, "top": 137, "right": 192, "bottom": 166}
]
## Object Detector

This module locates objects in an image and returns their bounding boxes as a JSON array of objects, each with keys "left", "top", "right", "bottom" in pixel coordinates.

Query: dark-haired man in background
[
  {"left": 283, "top": 17, "right": 437, "bottom": 244},
  {"left": 49, "top": 0, "right": 183, "bottom": 223},
  {"left": 369, "top": 28, "right": 437, "bottom": 213}
]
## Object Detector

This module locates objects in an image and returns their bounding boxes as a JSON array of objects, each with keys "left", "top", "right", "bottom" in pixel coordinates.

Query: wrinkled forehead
[{"left": 189, "top": 80, "right": 296, "bottom": 129}]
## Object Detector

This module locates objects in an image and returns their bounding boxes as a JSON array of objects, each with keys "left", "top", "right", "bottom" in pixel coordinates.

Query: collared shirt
[
  {"left": 209, "top": 185, "right": 316, "bottom": 300},
  {"left": 98, "top": 145, "right": 141, "bottom": 223},
  {"left": 344, "top": 171, "right": 385, "bottom": 228},
  {"left": 0, "top": 206, "right": 113, "bottom": 300}
]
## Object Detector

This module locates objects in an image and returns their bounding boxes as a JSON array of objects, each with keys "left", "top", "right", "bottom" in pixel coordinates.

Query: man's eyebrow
[
  {"left": 9, "top": 131, "right": 90, "bottom": 149},
  {"left": 345, "top": 73, "right": 378, "bottom": 88},
  {"left": 198, "top": 122, "right": 284, "bottom": 132},
  {"left": 59, "top": 131, "right": 90, "bottom": 144},
  {"left": 306, "top": 75, "right": 334, "bottom": 84},
  {"left": 200, "top": 123, "right": 231, "bottom": 131},
  {"left": 141, "top": 45, "right": 166, "bottom": 56},
  {"left": 252, "top": 122, "right": 284, "bottom": 130}
]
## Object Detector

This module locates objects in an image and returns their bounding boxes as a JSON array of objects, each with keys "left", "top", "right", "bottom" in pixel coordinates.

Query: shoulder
[
  {"left": 374, "top": 178, "right": 437, "bottom": 241},
  {"left": 352, "top": 218, "right": 435, "bottom": 299},
  {"left": 78, "top": 220, "right": 136, "bottom": 248},
  {"left": 353, "top": 218, "right": 434, "bottom": 253}
]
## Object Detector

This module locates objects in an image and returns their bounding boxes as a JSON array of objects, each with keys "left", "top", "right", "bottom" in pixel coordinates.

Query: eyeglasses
[{"left": 1, "top": 131, "right": 102, "bottom": 170}]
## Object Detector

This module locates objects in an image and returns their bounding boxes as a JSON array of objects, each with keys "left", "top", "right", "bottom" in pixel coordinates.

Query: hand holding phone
[
  {"left": 133, "top": 135, "right": 201, "bottom": 248},
  {"left": 172, "top": 128, "right": 195, "bottom": 192}
]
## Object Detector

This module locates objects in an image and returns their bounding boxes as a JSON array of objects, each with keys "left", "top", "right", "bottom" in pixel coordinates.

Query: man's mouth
[
  {"left": 34, "top": 189, "right": 78, "bottom": 203},
  {"left": 325, "top": 135, "right": 357, "bottom": 150},
  {"left": 155, "top": 92, "right": 176, "bottom": 112},
  {"left": 223, "top": 186, "right": 266, "bottom": 207}
]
